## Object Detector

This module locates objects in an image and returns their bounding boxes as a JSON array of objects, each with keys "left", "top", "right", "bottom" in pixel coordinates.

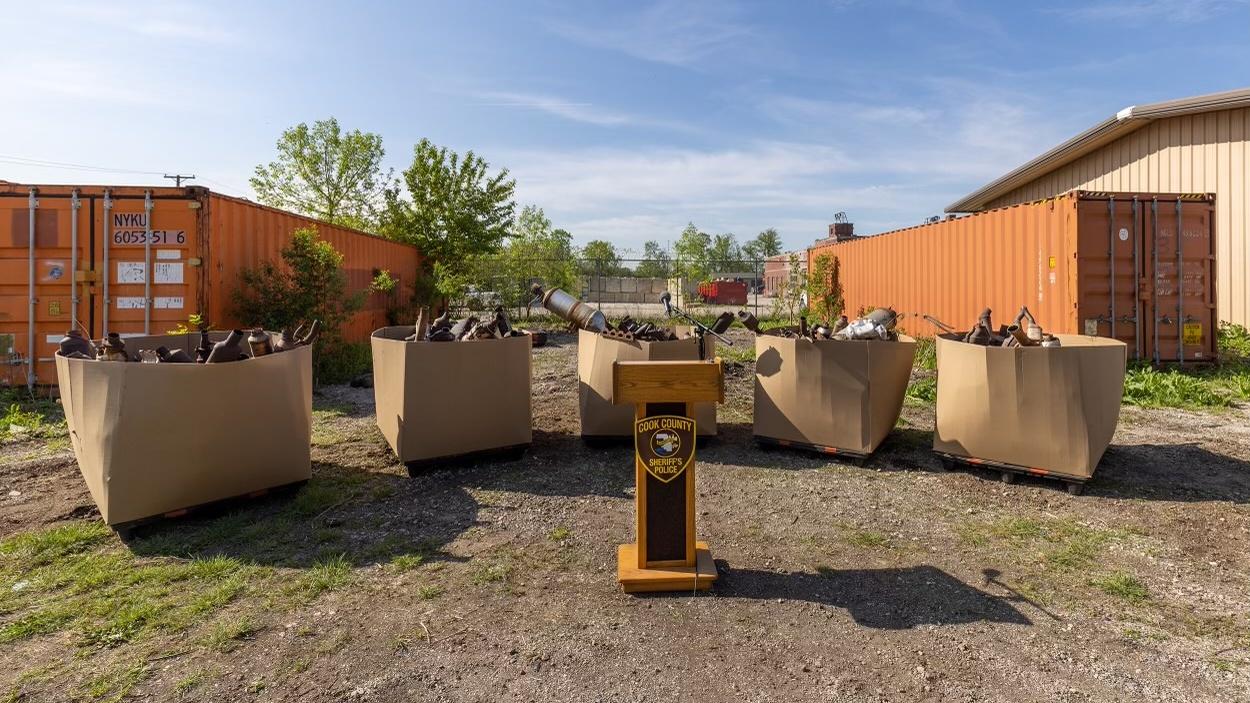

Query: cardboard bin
[
  {"left": 371, "top": 327, "right": 532, "bottom": 463},
  {"left": 55, "top": 332, "right": 312, "bottom": 525},
  {"left": 933, "top": 334, "right": 1127, "bottom": 479},
  {"left": 578, "top": 328, "right": 717, "bottom": 438},
  {"left": 754, "top": 334, "right": 916, "bottom": 455}
]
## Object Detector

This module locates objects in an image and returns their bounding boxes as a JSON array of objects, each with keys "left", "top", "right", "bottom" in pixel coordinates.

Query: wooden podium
[{"left": 612, "top": 358, "right": 724, "bottom": 593}]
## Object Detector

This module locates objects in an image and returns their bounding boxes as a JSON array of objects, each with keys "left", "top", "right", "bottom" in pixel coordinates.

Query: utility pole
[{"left": 163, "top": 174, "right": 196, "bottom": 187}]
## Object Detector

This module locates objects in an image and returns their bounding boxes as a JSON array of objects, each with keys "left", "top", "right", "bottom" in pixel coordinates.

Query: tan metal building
[{"left": 947, "top": 88, "right": 1250, "bottom": 325}]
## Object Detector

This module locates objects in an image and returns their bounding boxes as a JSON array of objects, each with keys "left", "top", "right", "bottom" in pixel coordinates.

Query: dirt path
[{"left": 1, "top": 329, "right": 1248, "bottom": 701}]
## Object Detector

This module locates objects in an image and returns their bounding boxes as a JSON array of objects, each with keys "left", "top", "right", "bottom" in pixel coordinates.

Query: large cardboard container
[
  {"left": 754, "top": 335, "right": 916, "bottom": 454},
  {"left": 371, "top": 327, "right": 532, "bottom": 463},
  {"left": 933, "top": 334, "right": 1127, "bottom": 479},
  {"left": 578, "top": 329, "right": 716, "bottom": 437},
  {"left": 55, "top": 333, "right": 313, "bottom": 525}
]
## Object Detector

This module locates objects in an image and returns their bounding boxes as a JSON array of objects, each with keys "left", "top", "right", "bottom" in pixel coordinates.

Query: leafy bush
[
  {"left": 1122, "top": 364, "right": 1233, "bottom": 409},
  {"left": 315, "top": 342, "right": 372, "bottom": 385},
  {"left": 233, "top": 227, "right": 369, "bottom": 383},
  {"left": 1218, "top": 322, "right": 1250, "bottom": 360}
]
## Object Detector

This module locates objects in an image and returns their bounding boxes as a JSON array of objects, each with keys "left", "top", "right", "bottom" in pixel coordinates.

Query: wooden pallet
[
  {"left": 933, "top": 450, "right": 1088, "bottom": 495},
  {"left": 111, "top": 479, "right": 308, "bottom": 539},
  {"left": 404, "top": 443, "right": 530, "bottom": 475},
  {"left": 755, "top": 436, "right": 870, "bottom": 466}
]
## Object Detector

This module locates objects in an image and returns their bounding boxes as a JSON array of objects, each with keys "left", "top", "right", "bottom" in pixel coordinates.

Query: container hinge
[
  {"left": 1116, "top": 315, "right": 1137, "bottom": 325},
  {"left": 1158, "top": 315, "right": 1174, "bottom": 325},
  {"left": 75, "top": 270, "right": 101, "bottom": 283}
]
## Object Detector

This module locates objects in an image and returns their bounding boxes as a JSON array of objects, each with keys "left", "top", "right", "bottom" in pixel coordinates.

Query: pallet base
[
  {"left": 755, "top": 436, "right": 870, "bottom": 465},
  {"left": 934, "top": 451, "right": 1088, "bottom": 495},
  {"left": 617, "top": 542, "right": 717, "bottom": 593},
  {"left": 404, "top": 443, "right": 530, "bottom": 475},
  {"left": 111, "top": 479, "right": 308, "bottom": 538}
]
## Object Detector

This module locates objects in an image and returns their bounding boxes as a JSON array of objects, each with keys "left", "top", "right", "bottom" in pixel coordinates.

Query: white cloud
[
  {"left": 473, "top": 91, "right": 633, "bottom": 127},
  {"left": 47, "top": 2, "right": 239, "bottom": 43},
  {"left": 1055, "top": 0, "right": 1248, "bottom": 22},
  {"left": 545, "top": 0, "right": 753, "bottom": 67},
  {"left": 469, "top": 90, "right": 694, "bottom": 132}
]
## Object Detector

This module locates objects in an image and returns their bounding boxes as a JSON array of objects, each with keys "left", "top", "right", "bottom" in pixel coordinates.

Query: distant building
[
  {"left": 810, "top": 218, "right": 857, "bottom": 248},
  {"left": 763, "top": 253, "right": 807, "bottom": 296}
]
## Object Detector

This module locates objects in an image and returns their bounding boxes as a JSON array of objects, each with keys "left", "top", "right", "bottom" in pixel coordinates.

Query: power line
[
  {"left": 0, "top": 153, "right": 247, "bottom": 194},
  {"left": 0, "top": 153, "right": 167, "bottom": 176}
]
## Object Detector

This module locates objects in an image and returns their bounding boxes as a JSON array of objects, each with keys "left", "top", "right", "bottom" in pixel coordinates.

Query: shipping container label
[
  {"left": 156, "top": 249, "right": 181, "bottom": 260},
  {"left": 40, "top": 261, "right": 66, "bottom": 282},
  {"left": 115, "top": 296, "right": 184, "bottom": 310},
  {"left": 1183, "top": 323, "right": 1203, "bottom": 345},
  {"left": 111, "top": 214, "right": 186, "bottom": 246},
  {"left": 115, "top": 261, "right": 184, "bottom": 284}
]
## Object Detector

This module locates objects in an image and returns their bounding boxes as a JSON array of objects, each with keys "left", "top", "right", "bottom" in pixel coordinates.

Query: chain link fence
[{"left": 451, "top": 257, "right": 805, "bottom": 325}]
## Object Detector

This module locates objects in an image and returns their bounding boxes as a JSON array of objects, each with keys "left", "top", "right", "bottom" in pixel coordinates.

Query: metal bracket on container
[
  {"left": 1175, "top": 198, "right": 1184, "bottom": 367},
  {"left": 103, "top": 190, "right": 113, "bottom": 336},
  {"left": 70, "top": 190, "right": 81, "bottom": 331},
  {"left": 144, "top": 190, "right": 153, "bottom": 334},
  {"left": 26, "top": 188, "right": 38, "bottom": 388}
]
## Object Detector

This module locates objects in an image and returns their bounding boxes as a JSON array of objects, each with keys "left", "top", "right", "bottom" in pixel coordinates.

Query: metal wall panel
[
  {"left": 985, "top": 107, "right": 1249, "bottom": 326},
  {"left": 808, "top": 191, "right": 1217, "bottom": 363}
]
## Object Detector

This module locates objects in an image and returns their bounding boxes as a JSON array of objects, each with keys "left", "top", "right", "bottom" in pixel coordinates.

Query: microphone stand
[{"left": 664, "top": 296, "right": 733, "bottom": 361}]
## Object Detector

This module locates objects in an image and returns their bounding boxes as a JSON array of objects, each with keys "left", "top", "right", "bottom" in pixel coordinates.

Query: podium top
[{"left": 611, "top": 359, "right": 724, "bottom": 405}]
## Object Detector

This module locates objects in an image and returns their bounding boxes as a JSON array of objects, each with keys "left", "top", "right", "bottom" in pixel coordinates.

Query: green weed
[
  {"left": 905, "top": 375, "right": 937, "bottom": 405},
  {"left": 547, "top": 526, "right": 572, "bottom": 542},
  {"left": 389, "top": 554, "right": 424, "bottom": 572},
  {"left": 202, "top": 615, "right": 259, "bottom": 653},
  {"left": 417, "top": 584, "right": 444, "bottom": 600},
  {"left": 1091, "top": 572, "right": 1150, "bottom": 602}
]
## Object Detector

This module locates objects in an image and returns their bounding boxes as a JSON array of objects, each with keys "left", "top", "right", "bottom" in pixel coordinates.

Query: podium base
[{"left": 617, "top": 541, "right": 718, "bottom": 593}]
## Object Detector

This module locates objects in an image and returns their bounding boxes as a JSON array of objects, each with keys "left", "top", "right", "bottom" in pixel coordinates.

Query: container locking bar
[{"left": 26, "top": 188, "right": 38, "bottom": 388}]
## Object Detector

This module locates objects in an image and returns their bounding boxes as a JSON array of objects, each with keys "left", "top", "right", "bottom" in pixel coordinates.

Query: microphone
[{"left": 660, "top": 291, "right": 673, "bottom": 316}]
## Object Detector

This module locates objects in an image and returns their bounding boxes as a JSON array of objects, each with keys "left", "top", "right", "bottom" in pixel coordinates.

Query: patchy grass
[
  {"left": 388, "top": 554, "right": 424, "bottom": 572},
  {"left": 173, "top": 669, "right": 210, "bottom": 694},
  {"left": 0, "top": 522, "right": 268, "bottom": 650},
  {"left": 717, "top": 344, "right": 756, "bottom": 364},
  {"left": 417, "top": 584, "right": 445, "bottom": 600},
  {"left": 958, "top": 516, "right": 1128, "bottom": 572},
  {"left": 470, "top": 559, "right": 512, "bottom": 585},
  {"left": 1091, "top": 572, "right": 1150, "bottom": 603},
  {"left": 202, "top": 615, "right": 259, "bottom": 653},
  {"left": 288, "top": 555, "right": 353, "bottom": 602},
  {"left": 843, "top": 529, "right": 892, "bottom": 549},
  {"left": 547, "top": 526, "right": 572, "bottom": 542},
  {"left": 81, "top": 658, "right": 150, "bottom": 702}
]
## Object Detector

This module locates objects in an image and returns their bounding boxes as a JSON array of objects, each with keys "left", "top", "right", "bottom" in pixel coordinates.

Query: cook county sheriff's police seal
[{"left": 634, "top": 415, "right": 696, "bottom": 483}]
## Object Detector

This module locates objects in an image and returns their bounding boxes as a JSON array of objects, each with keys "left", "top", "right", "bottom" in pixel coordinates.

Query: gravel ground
[{"left": 1, "top": 328, "right": 1248, "bottom": 702}]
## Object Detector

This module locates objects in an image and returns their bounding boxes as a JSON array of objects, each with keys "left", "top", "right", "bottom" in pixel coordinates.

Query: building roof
[{"left": 946, "top": 87, "right": 1250, "bottom": 213}]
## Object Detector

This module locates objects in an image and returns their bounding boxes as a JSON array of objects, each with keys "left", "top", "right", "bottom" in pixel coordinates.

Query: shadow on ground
[
  {"left": 715, "top": 563, "right": 1032, "bottom": 629},
  {"left": 1087, "top": 443, "right": 1250, "bottom": 503}
]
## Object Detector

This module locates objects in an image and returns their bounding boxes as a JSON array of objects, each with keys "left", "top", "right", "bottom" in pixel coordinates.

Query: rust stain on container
[
  {"left": 808, "top": 190, "right": 1216, "bottom": 363},
  {"left": 0, "top": 182, "right": 422, "bottom": 385}
]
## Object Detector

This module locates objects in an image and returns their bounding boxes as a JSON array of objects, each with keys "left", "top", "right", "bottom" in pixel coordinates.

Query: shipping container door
[
  {"left": 92, "top": 192, "right": 200, "bottom": 342},
  {"left": 0, "top": 189, "right": 92, "bottom": 387},
  {"left": 1074, "top": 196, "right": 1146, "bottom": 359},
  {"left": 1142, "top": 197, "right": 1217, "bottom": 363}
]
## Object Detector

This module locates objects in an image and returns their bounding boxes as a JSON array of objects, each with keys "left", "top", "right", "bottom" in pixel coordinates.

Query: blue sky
[{"left": 3, "top": 0, "right": 1248, "bottom": 254}]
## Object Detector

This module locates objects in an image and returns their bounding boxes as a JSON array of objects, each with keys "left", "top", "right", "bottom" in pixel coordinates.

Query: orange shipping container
[
  {"left": 0, "top": 182, "right": 422, "bottom": 387},
  {"left": 808, "top": 191, "right": 1216, "bottom": 364}
]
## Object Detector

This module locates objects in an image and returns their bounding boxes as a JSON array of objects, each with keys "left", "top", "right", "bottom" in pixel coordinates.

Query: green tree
[
  {"left": 233, "top": 227, "right": 366, "bottom": 379},
  {"left": 381, "top": 138, "right": 516, "bottom": 304},
  {"left": 580, "top": 239, "right": 624, "bottom": 276},
  {"left": 708, "top": 233, "right": 743, "bottom": 271},
  {"left": 673, "top": 223, "right": 711, "bottom": 282},
  {"left": 483, "top": 205, "right": 579, "bottom": 312},
  {"left": 250, "top": 118, "right": 391, "bottom": 229},
  {"left": 752, "top": 227, "right": 783, "bottom": 258},
  {"left": 807, "top": 253, "right": 844, "bottom": 322},
  {"left": 635, "top": 240, "right": 672, "bottom": 279}
]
